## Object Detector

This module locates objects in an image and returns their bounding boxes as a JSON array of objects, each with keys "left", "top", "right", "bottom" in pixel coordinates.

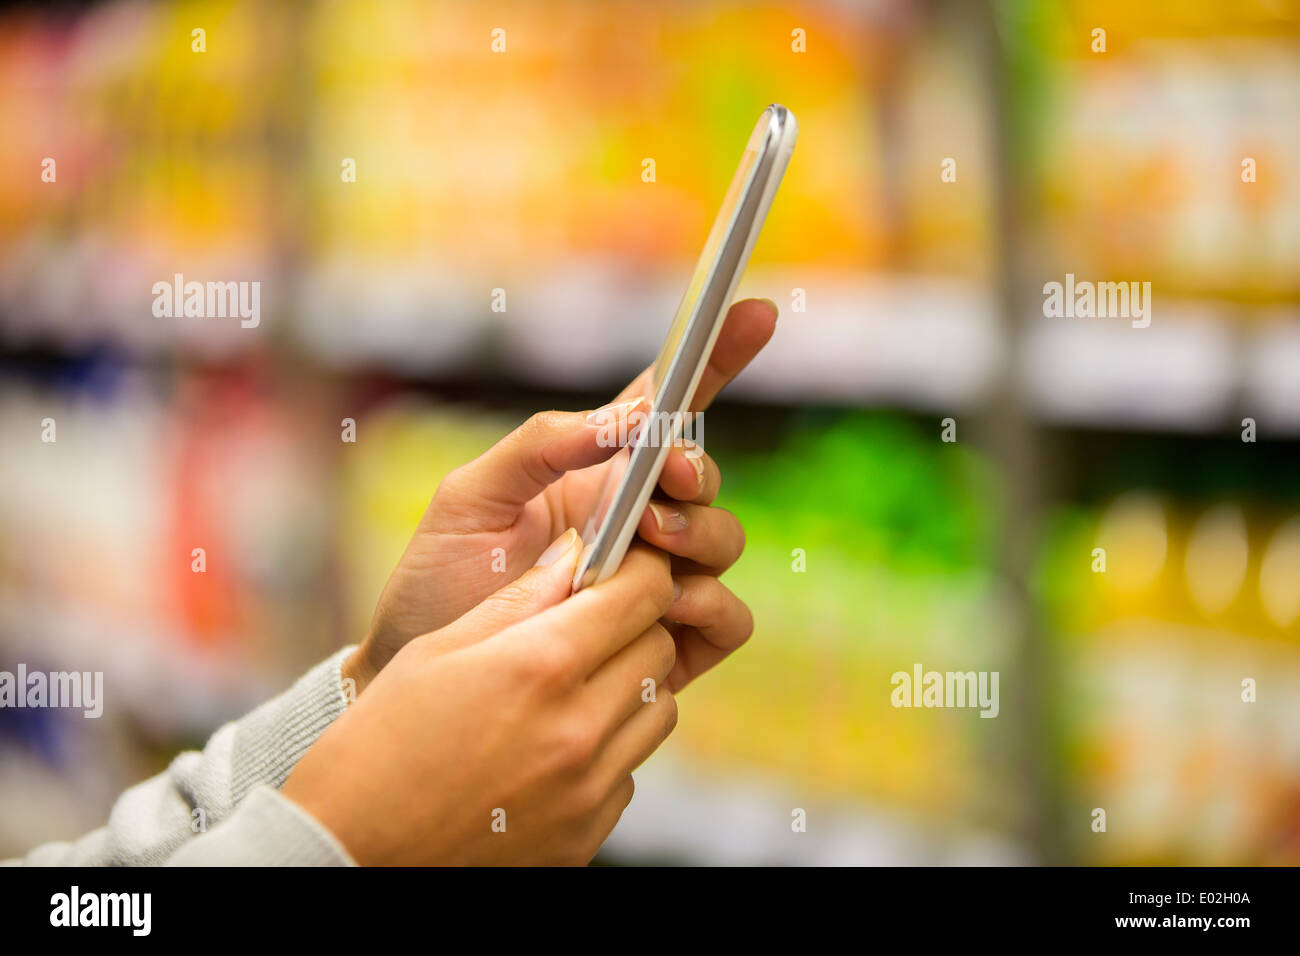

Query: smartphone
[{"left": 572, "top": 104, "right": 797, "bottom": 591}]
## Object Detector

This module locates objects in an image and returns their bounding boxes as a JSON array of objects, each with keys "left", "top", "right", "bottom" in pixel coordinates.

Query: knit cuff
[
  {"left": 165, "top": 786, "right": 356, "bottom": 866},
  {"left": 229, "top": 645, "right": 355, "bottom": 804}
]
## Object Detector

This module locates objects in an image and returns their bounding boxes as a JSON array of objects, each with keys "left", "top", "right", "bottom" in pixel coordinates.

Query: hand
[
  {"left": 348, "top": 297, "right": 777, "bottom": 692},
  {"left": 285, "top": 543, "right": 679, "bottom": 866}
]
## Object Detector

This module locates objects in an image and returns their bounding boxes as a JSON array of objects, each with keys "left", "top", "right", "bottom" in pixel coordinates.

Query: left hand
[{"left": 348, "top": 297, "right": 778, "bottom": 693}]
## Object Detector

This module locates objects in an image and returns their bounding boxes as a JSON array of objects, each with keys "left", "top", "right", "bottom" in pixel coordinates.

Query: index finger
[{"left": 612, "top": 298, "right": 779, "bottom": 413}]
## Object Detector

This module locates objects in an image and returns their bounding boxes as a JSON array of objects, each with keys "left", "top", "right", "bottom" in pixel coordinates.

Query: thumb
[
  {"left": 426, "top": 528, "right": 583, "bottom": 656},
  {"left": 431, "top": 398, "right": 647, "bottom": 532}
]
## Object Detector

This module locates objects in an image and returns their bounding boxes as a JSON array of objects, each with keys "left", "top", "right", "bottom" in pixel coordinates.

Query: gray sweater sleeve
[{"left": 8, "top": 646, "right": 358, "bottom": 867}]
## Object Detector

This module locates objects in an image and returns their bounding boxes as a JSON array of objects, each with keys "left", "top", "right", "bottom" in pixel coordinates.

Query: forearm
[{"left": 8, "top": 646, "right": 355, "bottom": 867}]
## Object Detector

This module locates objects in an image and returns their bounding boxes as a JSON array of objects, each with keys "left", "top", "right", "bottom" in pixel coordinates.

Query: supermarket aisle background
[{"left": 1, "top": 0, "right": 1299, "bottom": 865}]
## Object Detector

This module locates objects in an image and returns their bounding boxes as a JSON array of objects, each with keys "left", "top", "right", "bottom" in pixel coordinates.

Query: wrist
[{"left": 340, "top": 641, "right": 381, "bottom": 700}]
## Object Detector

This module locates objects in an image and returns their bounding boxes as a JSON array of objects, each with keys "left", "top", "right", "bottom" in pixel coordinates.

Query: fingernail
[
  {"left": 681, "top": 440, "right": 705, "bottom": 491},
  {"left": 758, "top": 297, "right": 779, "bottom": 319},
  {"left": 534, "top": 527, "right": 579, "bottom": 567},
  {"left": 672, "top": 579, "right": 683, "bottom": 602},
  {"left": 649, "top": 502, "right": 688, "bottom": 533},
  {"left": 585, "top": 397, "right": 646, "bottom": 427}
]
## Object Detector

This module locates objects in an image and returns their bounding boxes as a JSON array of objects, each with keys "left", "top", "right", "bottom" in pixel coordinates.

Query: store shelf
[
  {"left": 1021, "top": 307, "right": 1300, "bottom": 435},
  {"left": 2, "top": 0, "right": 1299, "bottom": 868},
  {"left": 1020, "top": 304, "right": 1238, "bottom": 431},
  {"left": 725, "top": 272, "right": 1001, "bottom": 409},
  {"left": 1244, "top": 317, "right": 1300, "bottom": 434},
  {"left": 4, "top": 262, "right": 1010, "bottom": 409},
  {"left": 7, "top": 242, "right": 1297, "bottom": 432},
  {"left": 496, "top": 269, "right": 1005, "bottom": 407}
]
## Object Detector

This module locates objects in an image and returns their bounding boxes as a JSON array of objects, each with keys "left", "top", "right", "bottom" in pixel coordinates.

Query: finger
[
  {"left": 689, "top": 298, "right": 779, "bottom": 410},
  {"left": 656, "top": 440, "right": 720, "bottom": 505},
  {"left": 577, "top": 775, "right": 636, "bottom": 863},
  {"left": 593, "top": 688, "right": 678, "bottom": 785},
  {"left": 423, "top": 529, "right": 583, "bottom": 658},
  {"left": 661, "top": 575, "right": 754, "bottom": 692},
  {"left": 610, "top": 298, "right": 779, "bottom": 412},
  {"left": 431, "top": 400, "right": 646, "bottom": 532},
  {"left": 637, "top": 501, "right": 745, "bottom": 573},
  {"left": 502, "top": 544, "right": 674, "bottom": 680},
  {"left": 582, "top": 622, "right": 676, "bottom": 737}
]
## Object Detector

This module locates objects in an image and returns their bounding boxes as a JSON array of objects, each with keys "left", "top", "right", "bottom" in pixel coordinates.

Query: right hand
[{"left": 283, "top": 542, "right": 679, "bottom": 866}]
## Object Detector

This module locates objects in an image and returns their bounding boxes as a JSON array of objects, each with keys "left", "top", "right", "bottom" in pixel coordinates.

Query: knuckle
[
  {"left": 573, "top": 777, "right": 608, "bottom": 817},
  {"left": 521, "top": 409, "right": 564, "bottom": 439},
  {"left": 649, "top": 623, "right": 677, "bottom": 675},
  {"left": 489, "top": 582, "right": 533, "bottom": 617},
  {"left": 572, "top": 832, "right": 604, "bottom": 866},
  {"left": 696, "top": 575, "right": 725, "bottom": 615},
  {"left": 622, "top": 551, "right": 675, "bottom": 621},
  {"left": 431, "top": 465, "right": 466, "bottom": 504},
  {"left": 646, "top": 565, "right": 676, "bottom": 617},
  {"left": 735, "top": 601, "right": 755, "bottom": 647},
  {"left": 706, "top": 580, "right": 753, "bottom": 648},
  {"left": 516, "top": 639, "right": 577, "bottom": 690},
  {"left": 659, "top": 690, "right": 679, "bottom": 738},
  {"left": 554, "top": 719, "right": 600, "bottom": 771},
  {"left": 721, "top": 508, "right": 746, "bottom": 561},
  {"left": 687, "top": 574, "right": 727, "bottom": 624},
  {"left": 507, "top": 411, "right": 567, "bottom": 484}
]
